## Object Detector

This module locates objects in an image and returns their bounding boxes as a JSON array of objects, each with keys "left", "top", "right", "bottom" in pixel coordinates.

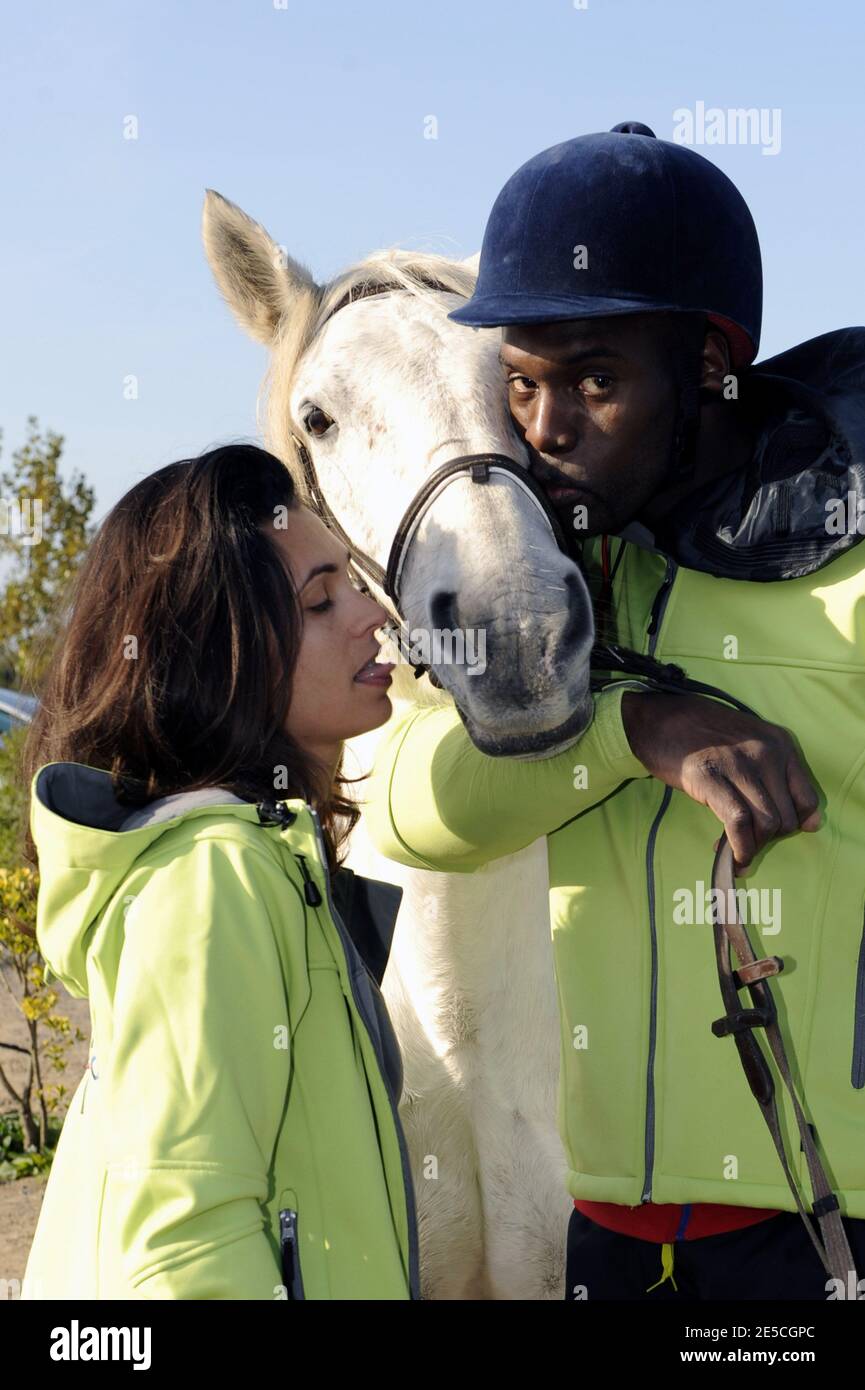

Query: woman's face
[{"left": 269, "top": 505, "right": 395, "bottom": 766}]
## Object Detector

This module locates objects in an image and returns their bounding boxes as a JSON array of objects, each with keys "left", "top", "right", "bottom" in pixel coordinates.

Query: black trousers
[{"left": 565, "top": 1208, "right": 865, "bottom": 1300}]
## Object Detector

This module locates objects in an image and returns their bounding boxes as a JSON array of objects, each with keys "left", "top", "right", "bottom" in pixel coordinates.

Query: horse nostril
[
  {"left": 429, "top": 590, "right": 458, "bottom": 631},
  {"left": 560, "top": 570, "right": 594, "bottom": 653}
]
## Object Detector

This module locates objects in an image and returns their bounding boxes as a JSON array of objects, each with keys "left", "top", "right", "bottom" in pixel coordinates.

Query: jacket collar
[
  {"left": 331, "top": 866, "right": 403, "bottom": 987},
  {"left": 31, "top": 764, "right": 401, "bottom": 994},
  {"left": 627, "top": 327, "right": 865, "bottom": 581}
]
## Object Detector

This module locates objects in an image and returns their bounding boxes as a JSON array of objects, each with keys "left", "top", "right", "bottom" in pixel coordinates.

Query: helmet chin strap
[
  {"left": 631, "top": 341, "right": 705, "bottom": 538},
  {"left": 669, "top": 383, "right": 700, "bottom": 480},
  {"left": 666, "top": 330, "right": 706, "bottom": 485}
]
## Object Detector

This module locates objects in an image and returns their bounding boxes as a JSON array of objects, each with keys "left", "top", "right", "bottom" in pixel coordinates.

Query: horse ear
[
  {"left": 202, "top": 190, "right": 318, "bottom": 346},
  {"left": 461, "top": 251, "right": 481, "bottom": 276}
]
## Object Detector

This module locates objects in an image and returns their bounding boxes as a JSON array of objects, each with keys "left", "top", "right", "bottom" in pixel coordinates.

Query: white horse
[{"left": 203, "top": 191, "right": 596, "bottom": 1300}]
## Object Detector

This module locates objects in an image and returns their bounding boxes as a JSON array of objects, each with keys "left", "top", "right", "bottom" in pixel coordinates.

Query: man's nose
[{"left": 525, "top": 394, "right": 578, "bottom": 457}]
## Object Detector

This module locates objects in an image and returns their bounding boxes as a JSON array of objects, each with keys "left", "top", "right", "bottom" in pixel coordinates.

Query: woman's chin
[{"left": 345, "top": 688, "right": 393, "bottom": 738}]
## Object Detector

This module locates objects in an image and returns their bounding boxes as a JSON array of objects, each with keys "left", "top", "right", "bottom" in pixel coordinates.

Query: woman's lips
[{"left": 353, "top": 660, "right": 394, "bottom": 686}]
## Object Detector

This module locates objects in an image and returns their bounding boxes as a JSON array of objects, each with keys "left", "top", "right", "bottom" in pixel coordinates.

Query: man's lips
[
  {"left": 542, "top": 481, "right": 597, "bottom": 507},
  {"left": 545, "top": 484, "right": 583, "bottom": 501}
]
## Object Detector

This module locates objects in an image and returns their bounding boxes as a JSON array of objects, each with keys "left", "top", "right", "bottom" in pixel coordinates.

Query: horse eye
[{"left": 304, "top": 406, "right": 334, "bottom": 437}]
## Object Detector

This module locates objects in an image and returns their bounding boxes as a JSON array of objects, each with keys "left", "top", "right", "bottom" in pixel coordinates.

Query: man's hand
[{"left": 621, "top": 691, "right": 821, "bottom": 874}]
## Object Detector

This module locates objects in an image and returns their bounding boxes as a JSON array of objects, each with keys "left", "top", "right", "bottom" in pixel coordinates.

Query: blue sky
[{"left": 1, "top": 0, "right": 862, "bottom": 519}]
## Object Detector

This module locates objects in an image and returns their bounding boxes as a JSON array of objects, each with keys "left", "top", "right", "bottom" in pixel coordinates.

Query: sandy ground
[{"left": 0, "top": 963, "right": 91, "bottom": 1299}]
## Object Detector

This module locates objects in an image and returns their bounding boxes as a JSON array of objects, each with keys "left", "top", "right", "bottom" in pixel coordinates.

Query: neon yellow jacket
[
  {"left": 22, "top": 764, "right": 419, "bottom": 1300},
  {"left": 364, "top": 535, "right": 865, "bottom": 1217}
]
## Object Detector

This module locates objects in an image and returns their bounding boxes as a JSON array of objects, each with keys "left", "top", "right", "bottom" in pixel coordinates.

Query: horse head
[{"left": 203, "top": 190, "right": 595, "bottom": 756}]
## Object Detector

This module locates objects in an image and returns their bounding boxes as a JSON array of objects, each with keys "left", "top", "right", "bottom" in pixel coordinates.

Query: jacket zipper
[
  {"left": 305, "top": 809, "right": 422, "bottom": 1300},
  {"left": 853, "top": 904, "right": 865, "bottom": 1089},
  {"left": 641, "top": 785, "right": 672, "bottom": 1201},
  {"left": 646, "top": 556, "right": 676, "bottom": 641},
  {"left": 640, "top": 555, "right": 677, "bottom": 1202},
  {"left": 278, "top": 1208, "right": 306, "bottom": 1299},
  {"left": 294, "top": 854, "right": 323, "bottom": 907}
]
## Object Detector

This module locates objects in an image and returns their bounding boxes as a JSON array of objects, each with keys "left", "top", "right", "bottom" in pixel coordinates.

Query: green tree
[
  {"left": 0, "top": 725, "right": 29, "bottom": 869},
  {"left": 0, "top": 862, "right": 84, "bottom": 1171},
  {"left": 0, "top": 416, "right": 95, "bottom": 688},
  {"left": 0, "top": 420, "right": 93, "bottom": 1172}
]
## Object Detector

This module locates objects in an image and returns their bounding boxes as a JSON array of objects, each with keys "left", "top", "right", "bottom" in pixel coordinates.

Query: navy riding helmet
[{"left": 448, "top": 121, "right": 762, "bottom": 371}]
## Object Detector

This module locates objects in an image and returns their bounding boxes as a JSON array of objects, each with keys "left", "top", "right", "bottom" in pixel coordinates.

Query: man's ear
[{"left": 699, "top": 327, "right": 733, "bottom": 396}]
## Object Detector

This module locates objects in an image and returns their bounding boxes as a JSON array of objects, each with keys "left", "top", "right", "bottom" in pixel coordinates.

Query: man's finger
[
  {"left": 723, "top": 769, "right": 783, "bottom": 856},
  {"left": 704, "top": 780, "right": 758, "bottom": 871},
  {"left": 786, "top": 756, "right": 821, "bottom": 831},
  {"left": 750, "top": 768, "right": 799, "bottom": 840}
]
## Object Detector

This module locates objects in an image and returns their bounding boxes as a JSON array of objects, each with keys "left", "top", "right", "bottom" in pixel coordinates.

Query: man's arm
[
  {"left": 363, "top": 683, "right": 647, "bottom": 873},
  {"left": 364, "top": 685, "right": 822, "bottom": 875}
]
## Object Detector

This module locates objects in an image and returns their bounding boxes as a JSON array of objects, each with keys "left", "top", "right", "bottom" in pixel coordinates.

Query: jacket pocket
[
  {"left": 853, "top": 904, "right": 865, "bottom": 1089},
  {"left": 278, "top": 1205, "right": 306, "bottom": 1300}
]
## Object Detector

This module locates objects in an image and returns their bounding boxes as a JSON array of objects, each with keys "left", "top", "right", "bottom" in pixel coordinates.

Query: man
[{"left": 365, "top": 124, "right": 865, "bottom": 1300}]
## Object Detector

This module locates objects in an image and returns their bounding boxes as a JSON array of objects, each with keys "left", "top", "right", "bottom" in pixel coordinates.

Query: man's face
[{"left": 500, "top": 313, "right": 680, "bottom": 536}]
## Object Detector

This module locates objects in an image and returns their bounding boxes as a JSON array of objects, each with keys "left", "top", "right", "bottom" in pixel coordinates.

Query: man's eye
[
  {"left": 507, "top": 375, "right": 535, "bottom": 392},
  {"left": 581, "top": 374, "right": 613, "bottom": 395}
]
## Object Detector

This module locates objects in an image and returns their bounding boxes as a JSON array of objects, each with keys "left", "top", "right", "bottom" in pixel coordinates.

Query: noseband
[{"left": 293, "top": 434, "right": 575, "bottom": 678}]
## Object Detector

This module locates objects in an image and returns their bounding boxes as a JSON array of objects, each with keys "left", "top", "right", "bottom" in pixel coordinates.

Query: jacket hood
[
  {"left": 649, "top": 326, "right": 865, "bottom": 581},
  {"left": 30, "top": 763, "right": 261, "bottom": 997},
  {"left": 30, "top": 763, "right": 404, "bottom": 1001}
]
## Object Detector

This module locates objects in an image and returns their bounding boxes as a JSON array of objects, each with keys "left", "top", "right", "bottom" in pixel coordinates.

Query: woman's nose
[{"left": 360, "top": 590, "right": 391, "bottom": 633}]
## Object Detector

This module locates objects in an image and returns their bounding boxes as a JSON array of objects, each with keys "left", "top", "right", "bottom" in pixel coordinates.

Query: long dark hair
[{"left": 23, "top": 444, "right": 361, "bottom": 873}]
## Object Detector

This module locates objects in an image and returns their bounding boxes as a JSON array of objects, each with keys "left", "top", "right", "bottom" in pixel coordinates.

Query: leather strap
[{"left": 710, "top": 836, "right": 858, "bottom": 1285}]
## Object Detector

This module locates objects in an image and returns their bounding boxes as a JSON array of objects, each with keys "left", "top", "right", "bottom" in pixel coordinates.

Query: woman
[{"left": 20, "top": 443, "right": 419, "bottom": 1300}]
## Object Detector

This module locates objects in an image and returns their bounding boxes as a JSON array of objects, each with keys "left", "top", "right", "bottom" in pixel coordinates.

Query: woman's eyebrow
[{"left": 299, "top": 545, "right": 351, "bottom": 591}]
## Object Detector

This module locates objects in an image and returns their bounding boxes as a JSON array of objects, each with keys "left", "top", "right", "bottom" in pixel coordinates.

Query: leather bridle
[
  {"left": 291, "top": 275, "right": 578, "bottom": 677},
  {"left": 292, "top": 435, "right": 575, "bottom": 679}
]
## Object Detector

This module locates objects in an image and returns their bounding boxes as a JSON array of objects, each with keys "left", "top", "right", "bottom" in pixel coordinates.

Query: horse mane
[{"left": 259, "top": 249, "right": 477, "bottom": 499}]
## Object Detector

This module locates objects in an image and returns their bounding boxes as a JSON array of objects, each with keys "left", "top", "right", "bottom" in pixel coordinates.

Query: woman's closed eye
[{"left": 306, "top": 565, "right": 372, "bottom": 614}]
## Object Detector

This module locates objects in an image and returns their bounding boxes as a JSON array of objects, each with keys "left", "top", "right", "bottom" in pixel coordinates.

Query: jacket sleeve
[
  {"left": 363, "top": 682, "right": 650, "bottom": 873},
  {"left": 100, "top": 834, "right": 301, "bottom": 1300}
]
